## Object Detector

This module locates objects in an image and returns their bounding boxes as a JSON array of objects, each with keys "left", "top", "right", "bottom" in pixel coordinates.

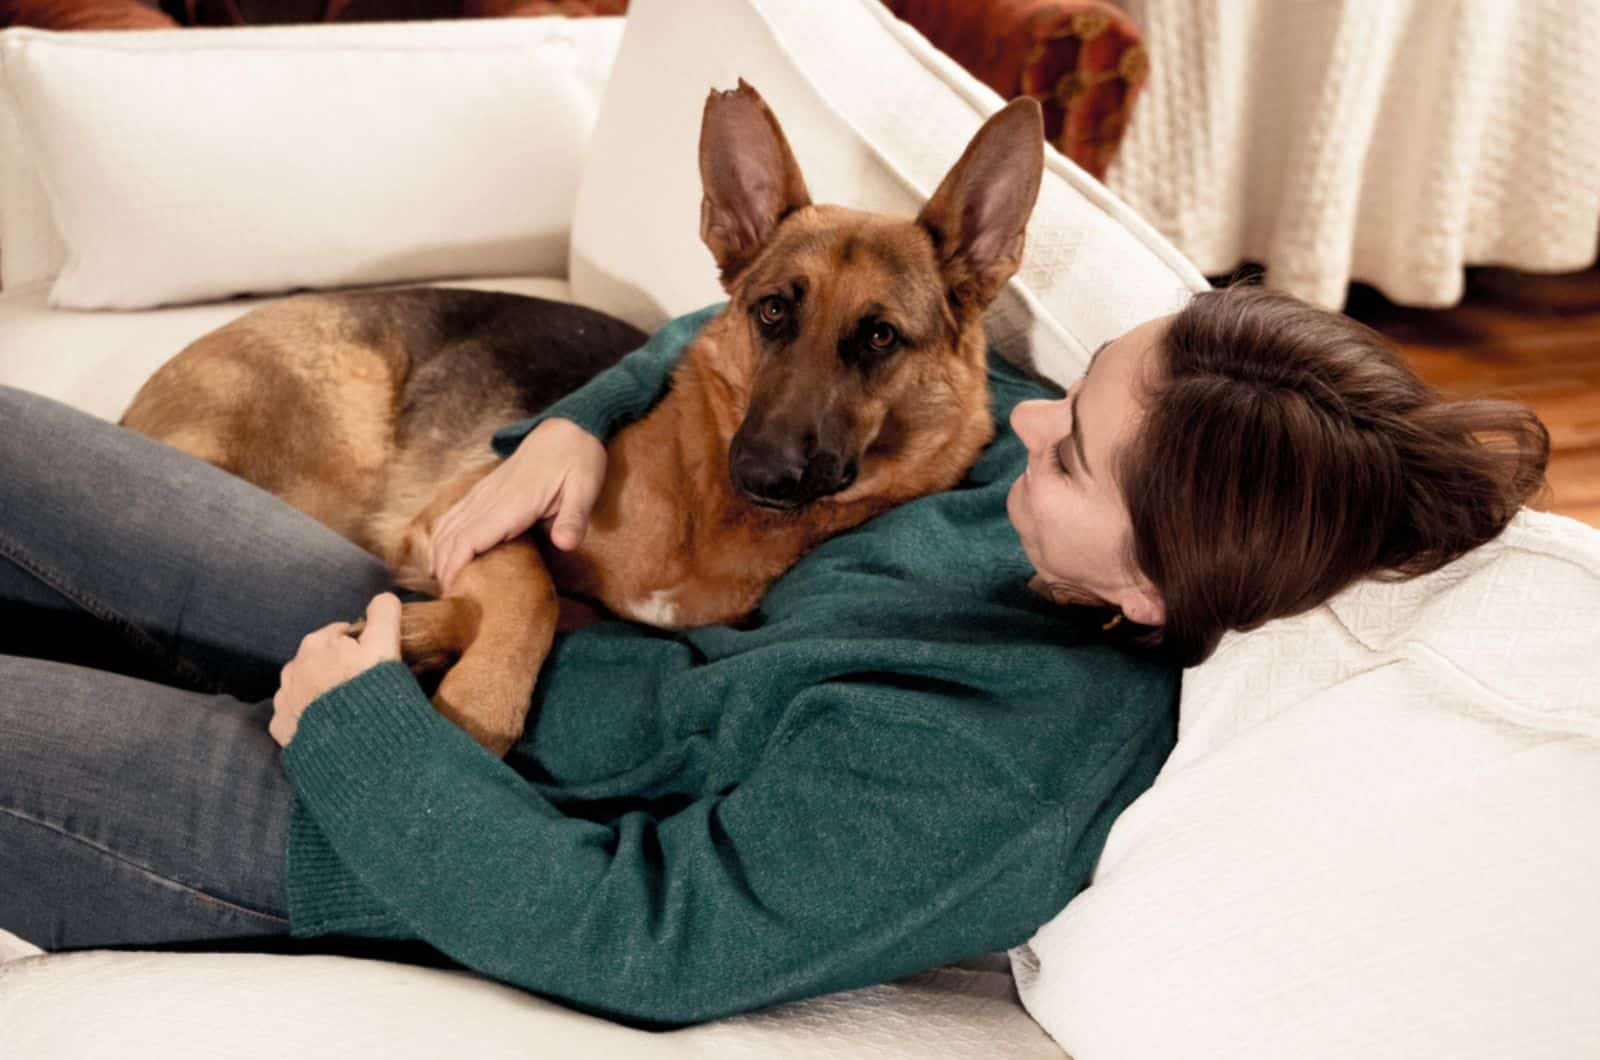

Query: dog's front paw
[{"left": 350, "top": 598, "right": 481, "bottom": 674}]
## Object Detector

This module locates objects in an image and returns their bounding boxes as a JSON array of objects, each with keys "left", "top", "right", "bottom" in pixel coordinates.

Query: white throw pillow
[
  {"left": 0, "top": 19, "right": 623, "bottom": 310},
  {"left": 1011, "top": 509, "right": 1600, "bottom": 1059},
  {"left": 0, "top": 53, "right": 60, "bottom": 292},
  {"left": 567, "top": 0, "right": 1207, "bottom": 390}
]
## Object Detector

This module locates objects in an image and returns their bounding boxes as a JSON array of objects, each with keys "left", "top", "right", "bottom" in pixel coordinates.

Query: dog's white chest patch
[{"left": 621, "top": 589, "right": 681, "bottom": 629}]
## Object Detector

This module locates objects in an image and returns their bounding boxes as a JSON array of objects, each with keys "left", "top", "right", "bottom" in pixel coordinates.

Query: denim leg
[
  {"left": 0, "top": 385, "right": 396, "bottom": 701},
  {"left": 0, "top": 654, "right": 291, "bottom": 950}
]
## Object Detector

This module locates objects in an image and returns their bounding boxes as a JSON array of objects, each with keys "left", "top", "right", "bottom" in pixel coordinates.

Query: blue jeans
[{"left": 0, "top": 384, "right": 396, "bottom": 950}]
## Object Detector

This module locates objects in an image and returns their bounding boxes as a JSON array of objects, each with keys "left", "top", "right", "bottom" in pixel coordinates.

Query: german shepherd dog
[{"left": 122, "top": 82, "right": 1045, "bottom": 755}]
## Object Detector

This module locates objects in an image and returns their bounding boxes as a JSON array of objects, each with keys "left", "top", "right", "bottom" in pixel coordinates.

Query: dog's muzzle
[{"left": 730, "top": 436, "right": 858, "bottom": 510}]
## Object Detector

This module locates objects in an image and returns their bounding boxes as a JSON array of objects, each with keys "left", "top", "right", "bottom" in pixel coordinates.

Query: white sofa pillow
[
  {"left": 0, "top": 54, "right": 59, "bottom": 293},
  {"left": 1011, "top": 509, "right": 1600, "bottom": 1059},
  {"left": 0, "top": 19, "right": 623, "bottom": 310},
  {"left": 567, "top": 0, "right": 1207, "bottom": 390}
]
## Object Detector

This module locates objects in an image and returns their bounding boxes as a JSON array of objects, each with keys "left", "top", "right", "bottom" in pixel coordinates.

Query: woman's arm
[
  {"left": 431, "top": 303, "right": 723, "bottom": 590},
  {"left": 279, "top": 660, "right": 1171, "bottom": 1026},
  {"left": 490, "top": 303, "right": 724, "bottom": 457}
]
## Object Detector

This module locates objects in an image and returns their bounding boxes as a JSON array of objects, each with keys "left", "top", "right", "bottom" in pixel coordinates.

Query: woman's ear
[{"left": 1120, "top": 582, "right": 1165, "bottom": 628}]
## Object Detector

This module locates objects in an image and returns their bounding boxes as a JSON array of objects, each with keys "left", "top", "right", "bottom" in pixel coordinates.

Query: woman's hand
[
  {"left": 430, "top": 418, "right": 607, "bottom": 594},
  {"left": 270, "top": 592, "right": 402, "bottom": 748}
]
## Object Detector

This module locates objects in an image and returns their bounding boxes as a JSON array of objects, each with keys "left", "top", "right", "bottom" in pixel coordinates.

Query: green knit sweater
[{"left": 281, "top": 305, "right": 1179, "bottom": 1026}]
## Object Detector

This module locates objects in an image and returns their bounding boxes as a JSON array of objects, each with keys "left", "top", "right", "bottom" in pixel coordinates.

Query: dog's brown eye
[
  {"left": 758, "top": 297, "right": 787, "bottom": 327},
  {"left": 868, "top": 322, "right": 897, "bottom": 350}
]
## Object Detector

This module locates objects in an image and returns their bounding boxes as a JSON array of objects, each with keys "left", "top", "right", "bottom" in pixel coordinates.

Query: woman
[{"left": 0, "top": 285, "right": 1546, "bottom": 1025}]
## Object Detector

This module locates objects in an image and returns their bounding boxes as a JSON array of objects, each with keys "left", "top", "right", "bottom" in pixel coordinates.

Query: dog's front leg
[
  {"left": 360, "top": 462, "right": 553, "bottom": 754},
  {"left": 421, "top": 537, "right": 558, "bottom": 756}
]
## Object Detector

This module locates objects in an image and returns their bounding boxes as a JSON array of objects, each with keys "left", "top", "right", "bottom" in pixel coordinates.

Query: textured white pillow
[
  {"left": 1011, "top": 510, "right": 1600, "bottom": 1059},
  {"left": 0, "top": 20, "right": 623, "bottom": 310},
  {"left": 567, "top": 0, "right": 1207, "bottom": 390}
]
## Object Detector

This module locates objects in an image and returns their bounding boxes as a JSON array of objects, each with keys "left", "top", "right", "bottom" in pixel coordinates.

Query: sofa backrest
[{"left": 0, "top": 17, "right": 625, "bottom": 296}]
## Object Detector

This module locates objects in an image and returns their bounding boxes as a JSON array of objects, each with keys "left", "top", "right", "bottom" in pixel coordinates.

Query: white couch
[{"left": 2, "top": 2, "right": 1597, "bottom": 1058}]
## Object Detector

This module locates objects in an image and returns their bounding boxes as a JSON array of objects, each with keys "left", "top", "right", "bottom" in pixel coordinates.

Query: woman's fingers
[
  {"left": 301, "top": 621, "right": 351, "bottom": 650},
  {"left": 430, "top": 493, "right": 472, "bottom": 585},
  {"left": 431, "top": 478, "right": 504, "bottom": 590},
  {"left": 358, "top": 592, "right": 402, "bottom": 657},
  {"left": 436, "top": 495, "right": 527, "bottom": 594},
  {"left": 441, "top": 529, "right": 488, "bottom": 595},
  {"left": 426, "top": 422, "right": 607, "bottom": 587},
  {"left": 550, "top": 471, "right": 601, "bottom": 551},
  {"left": 437, "top": 537, "right": 474, "bottom": 596}
]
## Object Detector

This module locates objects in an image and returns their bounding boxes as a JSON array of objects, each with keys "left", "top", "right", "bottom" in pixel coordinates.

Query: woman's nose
[
  {"left": 1010, "top": 398, "right": 1067, "bottom": 448},
  {"left": 1009, "top": 399, "right": 1043, "bottom": 445}
]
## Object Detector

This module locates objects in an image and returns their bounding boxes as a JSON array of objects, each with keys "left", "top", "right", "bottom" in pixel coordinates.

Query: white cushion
[
  {"left": 0, "top": 928, "right": 39, "bottom": 964},
  {"left": 0, "top": 275, "right": 574, "bottom": 421},
  {"left": 0, "top": 19, "right": 623, "bottom": 309},
  {"left": 0, "top": 53, "right": 58, "bottom": 292},
  {"left": 0, "top": 943, "right": 1062, "bottom": 1059},
  {"left": 568, "top": 0, "right": 1207, "bottom": 390},
  {"left": 1011, "top": 509, "right": 1600, "bottom": 1059}
]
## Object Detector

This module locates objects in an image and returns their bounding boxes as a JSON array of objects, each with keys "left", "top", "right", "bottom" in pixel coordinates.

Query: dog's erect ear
[
  {"left": 917, "top": 97, "right": 1045, "bottom": 314},
  {"left": 699, "top": 80, "right": 812, "bottom": 287}
]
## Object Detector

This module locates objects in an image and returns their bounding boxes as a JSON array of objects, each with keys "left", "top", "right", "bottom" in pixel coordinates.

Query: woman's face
[{"left": 1005, "top": 315, "right": 1169, "bottom": 626}]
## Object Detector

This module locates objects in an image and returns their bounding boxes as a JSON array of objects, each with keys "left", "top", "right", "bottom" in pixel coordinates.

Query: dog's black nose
[
  {"left": 731, "top": 440, "right": 854, "bottom": 509},
  {"left": 732, "top": 441, "right": 809, "bottom": 509}
]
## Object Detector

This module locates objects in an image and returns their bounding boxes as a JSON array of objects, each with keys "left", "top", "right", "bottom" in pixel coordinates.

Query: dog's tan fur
[
  {"left": 557, "top": 209, "right": 998, "bottom": 629},
  {"left": 123, "top": 83, "right": 1044, "bottom": 755}
]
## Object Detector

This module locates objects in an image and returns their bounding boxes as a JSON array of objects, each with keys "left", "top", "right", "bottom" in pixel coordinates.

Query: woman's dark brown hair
[{"left": 1116, "top": 283, "right": 1550, "bottom": 667}]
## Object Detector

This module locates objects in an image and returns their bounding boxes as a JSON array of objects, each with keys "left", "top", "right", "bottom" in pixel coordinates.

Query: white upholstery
[
  {"left": 1011, "top": 509, "right": 1600, "bottom": 1058},
  {"left": 0, "top": 947, "right": 1062, "bottom": 1059},
  {"left": 0, "top": 18, "right": 624, "bottom": 303}
]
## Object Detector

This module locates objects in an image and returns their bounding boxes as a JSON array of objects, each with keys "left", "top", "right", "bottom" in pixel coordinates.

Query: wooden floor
[{"left": 1342, "top": 267, "right": 1600, "bottom": 528}]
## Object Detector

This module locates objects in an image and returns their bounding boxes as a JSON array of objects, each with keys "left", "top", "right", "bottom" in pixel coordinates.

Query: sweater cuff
[
  {"left": 285, "top": 799, "right": 408, "bottom": 937},
  {"left": 280, "top": 660, "right": 464, "bottom": 936},
  {"left": 489, "top": 302, "right": 726, "bottom": 458},
  {"left": 490, "top": 404, "right": 613, "bottom": 460}
]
